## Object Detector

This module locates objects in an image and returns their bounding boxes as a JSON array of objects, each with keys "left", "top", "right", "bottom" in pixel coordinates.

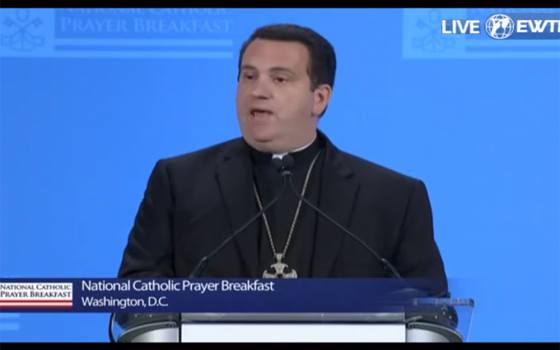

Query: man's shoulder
[
  {"left": 159, "top": 137, "right": 243, "bottom": 168},
  {"left": 339, "top": 150, "right": 421, "bottom": 187},
  {"left": 337, "top": 150, "right": 427, "bottom": 204}
]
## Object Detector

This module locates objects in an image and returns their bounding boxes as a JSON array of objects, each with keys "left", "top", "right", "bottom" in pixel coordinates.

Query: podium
[{"left": 112, "top": 298, "right": 474, "bottom": 342}]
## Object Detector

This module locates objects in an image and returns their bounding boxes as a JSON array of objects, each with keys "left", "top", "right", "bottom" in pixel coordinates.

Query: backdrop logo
[
  {"left": 441, "top": 13, "right": 560, "bottom": 40},
  {"left": 1, "top": 9, "right": 44, "bottom": 51},
  {"left": 0, "top": 8, "right": 235, "bottom": 59},
  {"left": 403, "top": 8, "right": 560, "bottom": 59}
]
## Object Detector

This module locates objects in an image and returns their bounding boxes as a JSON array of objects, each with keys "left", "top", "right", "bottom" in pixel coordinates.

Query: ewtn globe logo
[
  {"left": 485, "top": 14, "right": 515, "bottom": 39},
  {"left": 440, "top": 12, "right": 560, "bottom": 40},
  {"left": 403, "top": 9, "right": 560, "bottom": 59}
]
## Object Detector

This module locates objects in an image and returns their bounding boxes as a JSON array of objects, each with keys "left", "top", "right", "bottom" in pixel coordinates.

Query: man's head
[{"left": 236, "top": 24, "right": 336, "bottom": 153}]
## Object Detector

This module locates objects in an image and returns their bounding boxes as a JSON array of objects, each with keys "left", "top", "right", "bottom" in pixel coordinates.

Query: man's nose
[{"left": 250, "top": 78, "right": 272, "bottom": 99}]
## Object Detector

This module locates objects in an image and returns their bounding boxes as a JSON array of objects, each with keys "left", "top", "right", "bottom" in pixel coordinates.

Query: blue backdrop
[{"left": 0, "top": 8, "right": 559, "bottom": 342}]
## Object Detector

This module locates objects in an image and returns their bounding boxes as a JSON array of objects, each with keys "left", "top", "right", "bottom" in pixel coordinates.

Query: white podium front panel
[{"left": 180, "top": 324, "right": 406, "bottom": 342}]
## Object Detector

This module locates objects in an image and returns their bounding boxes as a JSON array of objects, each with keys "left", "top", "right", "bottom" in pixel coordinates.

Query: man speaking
[{"left": 117, "top": 24, "right": 448, "bottom": 295}]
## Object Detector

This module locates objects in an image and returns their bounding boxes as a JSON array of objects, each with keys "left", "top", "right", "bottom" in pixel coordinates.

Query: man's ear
[{"left": 312, "top": 84, "right": 332, "bottom": 117}]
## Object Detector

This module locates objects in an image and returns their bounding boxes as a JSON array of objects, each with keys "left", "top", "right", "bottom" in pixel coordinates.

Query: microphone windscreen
[
  {"left": 272, "top": 158, "right": 284, "bottom": 172},
  {"left": 283, "top": 154, "right": 295, "bottom": 169}
]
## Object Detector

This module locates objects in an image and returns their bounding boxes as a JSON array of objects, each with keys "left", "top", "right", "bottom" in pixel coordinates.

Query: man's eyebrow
[
  {"left": 269, "top": 67, "right": 294, "bottom": 75},
  {"left": 240, "top": 65, "right": 294, "bottom": 75},
  {"left": 240, "top": 64, "right": 256, "bottom": 71}
]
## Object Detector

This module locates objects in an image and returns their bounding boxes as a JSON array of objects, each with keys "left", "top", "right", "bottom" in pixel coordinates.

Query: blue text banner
[{"left": 0, "top": 278, "right": 449, "bottom": 313}]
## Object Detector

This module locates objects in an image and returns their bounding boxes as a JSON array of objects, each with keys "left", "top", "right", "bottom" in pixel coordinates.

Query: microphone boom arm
[
  {"left": 188, "top": 175, "right": 288, "bottom": 278},
  {"left": 285, "top": 175, "right": 402, "bottom": 279}
]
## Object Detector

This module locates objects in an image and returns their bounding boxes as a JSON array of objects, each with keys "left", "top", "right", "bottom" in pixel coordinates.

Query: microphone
[
  {"left": 188, "top": 158, "right": 289, "bottom": 278},
  {"left": 279, "top": 154, "right": 450, "bottom": 299},
  {"left": 278, "top": 154, "right": 403, "bottom": 279},
  {"left": 109, "top": 158, "right": 298, "bottom": 341}
]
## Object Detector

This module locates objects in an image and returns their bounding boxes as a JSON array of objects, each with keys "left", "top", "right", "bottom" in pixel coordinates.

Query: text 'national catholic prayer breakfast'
[{"left": 82, "top": 279, "right": 276, "bottom": 293}]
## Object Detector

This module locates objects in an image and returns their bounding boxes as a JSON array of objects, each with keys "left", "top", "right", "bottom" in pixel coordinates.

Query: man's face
[{"left": 236, "top": 39, "right": 331, "bottom": 153}]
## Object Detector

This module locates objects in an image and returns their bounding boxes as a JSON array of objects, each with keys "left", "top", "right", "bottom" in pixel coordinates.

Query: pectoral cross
[{"left": 262, "top": 253, "right": 298, "bottom": 278}]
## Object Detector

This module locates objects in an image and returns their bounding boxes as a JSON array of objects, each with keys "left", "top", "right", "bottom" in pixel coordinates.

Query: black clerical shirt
[{"left": 249, "top": 135, "right": 325, "bottom": 278}]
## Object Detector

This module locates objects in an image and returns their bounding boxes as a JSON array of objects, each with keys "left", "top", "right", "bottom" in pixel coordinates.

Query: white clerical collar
[{"left": 271, "top": 134, "right": 317, "bottom": 160}]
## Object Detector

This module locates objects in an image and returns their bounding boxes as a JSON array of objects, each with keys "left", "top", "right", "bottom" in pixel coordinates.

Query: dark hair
[{"left": 238, "top": 24, "right": 337, "bottom": 117}]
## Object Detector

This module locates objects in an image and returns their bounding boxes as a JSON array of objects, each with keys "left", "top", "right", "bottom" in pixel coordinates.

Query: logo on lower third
[
  {"left": 441, "top": 13, "right": 560, "bottom": 40},
  {"left": 0, "top": 283, "right": 73, "bottom": 309}
]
